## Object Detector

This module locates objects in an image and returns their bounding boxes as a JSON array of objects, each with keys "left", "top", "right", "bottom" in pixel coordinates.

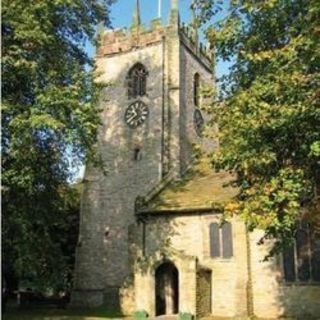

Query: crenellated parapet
[
  {"left": 97, "top": 23, "right": 213, "bottom": 71},
  {"left": 96, "top": 19, "right": 166, "bottom": 57},
  {"left": 179, "top": 22, "right": 213, "bottom": 70},
  {"left": 96, "top": 2, "right": 213, "bottom": 72}
]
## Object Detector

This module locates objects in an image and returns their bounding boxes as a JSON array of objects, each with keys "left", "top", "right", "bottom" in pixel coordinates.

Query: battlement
[
  {"left": 96, "top": 18, "right": 213, "bottom": 70},
  {"left": 96, "top": 19, "right": 166, "bottom": 57},
  {"left": 179, "top": 22, "right": 213, "bottom": 70}
]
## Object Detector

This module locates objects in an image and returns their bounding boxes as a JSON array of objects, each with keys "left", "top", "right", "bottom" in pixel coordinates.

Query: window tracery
[{"left": 127, "top": 63, "right": 148, "bottom": 99}]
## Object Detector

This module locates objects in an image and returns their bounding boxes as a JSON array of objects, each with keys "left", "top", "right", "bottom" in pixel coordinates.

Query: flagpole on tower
[{"left": 158, "top": 0, "right": 162, "bottom": 18}]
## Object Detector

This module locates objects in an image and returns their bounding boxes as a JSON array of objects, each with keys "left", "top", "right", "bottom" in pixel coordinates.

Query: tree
[
  {"left": 194, "top": 0, "right": 320, "bottom": 253},
  {"left": 2, "top": 0, "right": 113, "bottom": 293}
]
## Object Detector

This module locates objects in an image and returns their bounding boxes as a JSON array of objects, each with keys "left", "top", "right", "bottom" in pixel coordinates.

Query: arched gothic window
[
  {"left": 127, "top": 63, "right": 148, "bottom": 99},
  {"left": 194, "top": 73, "right": 200, "bottom": 106}
]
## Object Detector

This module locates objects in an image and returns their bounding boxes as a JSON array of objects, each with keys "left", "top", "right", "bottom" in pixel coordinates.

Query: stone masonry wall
[
  {"left": 179, "top": 43, "right": 214, "bottom": 174},
  {"left": 249, "top": 229, "right": 320, "bottom": 318},
  {"left": 134, "top": 213, "right": 248, "bottom": 318},
  {"left": 135, "top": 213, "right": 320, "bottom": 319},
  {"left": 72, "top": 43, "right": 165, "bottom": 311}
]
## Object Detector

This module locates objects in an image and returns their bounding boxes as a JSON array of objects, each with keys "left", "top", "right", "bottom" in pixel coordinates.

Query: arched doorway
[{"left": 155, "top": 261, "right": 179, "bottom": 316}]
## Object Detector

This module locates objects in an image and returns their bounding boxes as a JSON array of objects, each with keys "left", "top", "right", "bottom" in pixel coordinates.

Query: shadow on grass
[{"left": 3, "top": 304, "right": 125, "bottom": 320}]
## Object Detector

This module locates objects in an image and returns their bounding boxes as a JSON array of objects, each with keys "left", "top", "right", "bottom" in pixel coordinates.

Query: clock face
[
  {"left": 124, "top": 101, "right": 149, "bottom": 128},
  {"left": 194, "top": 109, "right": 204, "bottom": 136}
]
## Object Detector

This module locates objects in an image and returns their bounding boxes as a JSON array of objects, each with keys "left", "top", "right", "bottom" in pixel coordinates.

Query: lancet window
[{"left": 194, "top": 73, "right": 200, "bottom": 106}]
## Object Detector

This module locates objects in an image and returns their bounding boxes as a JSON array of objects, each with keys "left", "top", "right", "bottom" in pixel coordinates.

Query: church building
[{"left": 71, "top": 1, "right": 320, "bottom": 318}]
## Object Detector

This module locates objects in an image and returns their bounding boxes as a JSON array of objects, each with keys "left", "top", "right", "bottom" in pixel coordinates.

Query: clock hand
[
  {"left": 132, "top": 109, "right": 138, "bottom": 117},
  {"left": 127, "top": 115, "right": 136, "bottom": 123}
]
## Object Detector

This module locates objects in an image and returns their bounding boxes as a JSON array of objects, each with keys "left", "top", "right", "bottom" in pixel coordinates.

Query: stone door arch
[{"left": 155, "top": 261, "right": 179, "bottom": 316}]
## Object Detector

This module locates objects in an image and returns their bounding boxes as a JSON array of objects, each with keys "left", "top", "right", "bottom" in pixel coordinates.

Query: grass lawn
[{"left": 3, "top": 304, "right": 126, "bottom": 320}]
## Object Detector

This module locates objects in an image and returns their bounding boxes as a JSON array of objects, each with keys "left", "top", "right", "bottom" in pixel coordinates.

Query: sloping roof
[{"left": 140, "top": 157, "right": 238, "bottom": 214}]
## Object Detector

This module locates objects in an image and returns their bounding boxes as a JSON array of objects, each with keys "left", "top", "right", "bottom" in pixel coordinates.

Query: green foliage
[
  {"left": 194, "top": 0, "right": 320, "bottom": 252},
  {"left": 4, "top": 305, "right": 122, "bottom": 320},
  {"left": 2, "top": 0, "right": 113, "bottom": 292}
]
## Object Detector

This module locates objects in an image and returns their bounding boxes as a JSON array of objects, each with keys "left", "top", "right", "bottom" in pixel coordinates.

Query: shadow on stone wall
[
  {"left": 248, "top": 223, "right": 320, "bottom": 319},
  {"left": 73, "top": 51, "right": 197, "bottom": 313}
]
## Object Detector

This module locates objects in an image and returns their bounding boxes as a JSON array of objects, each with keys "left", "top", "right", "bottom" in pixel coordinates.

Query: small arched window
[
  {"left": 193, "top": 73, "right": 200, "bottom": 106},
  {"left": 128, "top": 63, "right": 148, "bottom": 99}
]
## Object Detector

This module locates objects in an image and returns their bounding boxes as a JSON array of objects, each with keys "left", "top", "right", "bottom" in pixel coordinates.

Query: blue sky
[
  {"left": 86, "top": 0, "right": 231, "bottom": 79},
  {"left": 110, "top": 0, "right": 192, "bottom": 29}
]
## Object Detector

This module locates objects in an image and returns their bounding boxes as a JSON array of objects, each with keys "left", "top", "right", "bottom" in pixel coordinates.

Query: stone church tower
[
  {"left": 71, "top": 1, "right": 320, "bottom": 317},
  {"left": 71, "top": 0, "right": 214, "bottom": 312}
]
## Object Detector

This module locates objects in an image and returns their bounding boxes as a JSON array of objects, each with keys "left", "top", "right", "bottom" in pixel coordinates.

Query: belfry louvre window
[
  {"left": 194, "top": 73, "right": 200, "bottom": 106},
  {"left": 210, "top": 222, "right": 233, "bottom": 258},
  {"left": 283, "top": 221, "right": 320, "bottom": 282},
  {"left": 127, "top": 63, "right": 148, "bottom": 99}
]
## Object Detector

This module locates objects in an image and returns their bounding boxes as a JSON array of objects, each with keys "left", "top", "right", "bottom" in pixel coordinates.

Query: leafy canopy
[
  {"left": 2, "top": 0, "right": 113, "bottom": 291},
  {"left": 194, "top": 0, "right": 320, "bottom": 253}
]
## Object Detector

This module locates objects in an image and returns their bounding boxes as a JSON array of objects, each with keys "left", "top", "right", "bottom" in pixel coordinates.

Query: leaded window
[
  {"left": 210, "top": 222, "right": 233, "bottom": 258},
  {"left": 210, "top": 223, "right": 220, "bottom": 257},
  {"left": 127, "top": 63, "right": 148, "bottom": 99},
  {"left": 283, "top": 221, "right": 320, "bottom": 282},
  {"left": 222, "top": 222, "right": 233, "bottom": 258}
]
